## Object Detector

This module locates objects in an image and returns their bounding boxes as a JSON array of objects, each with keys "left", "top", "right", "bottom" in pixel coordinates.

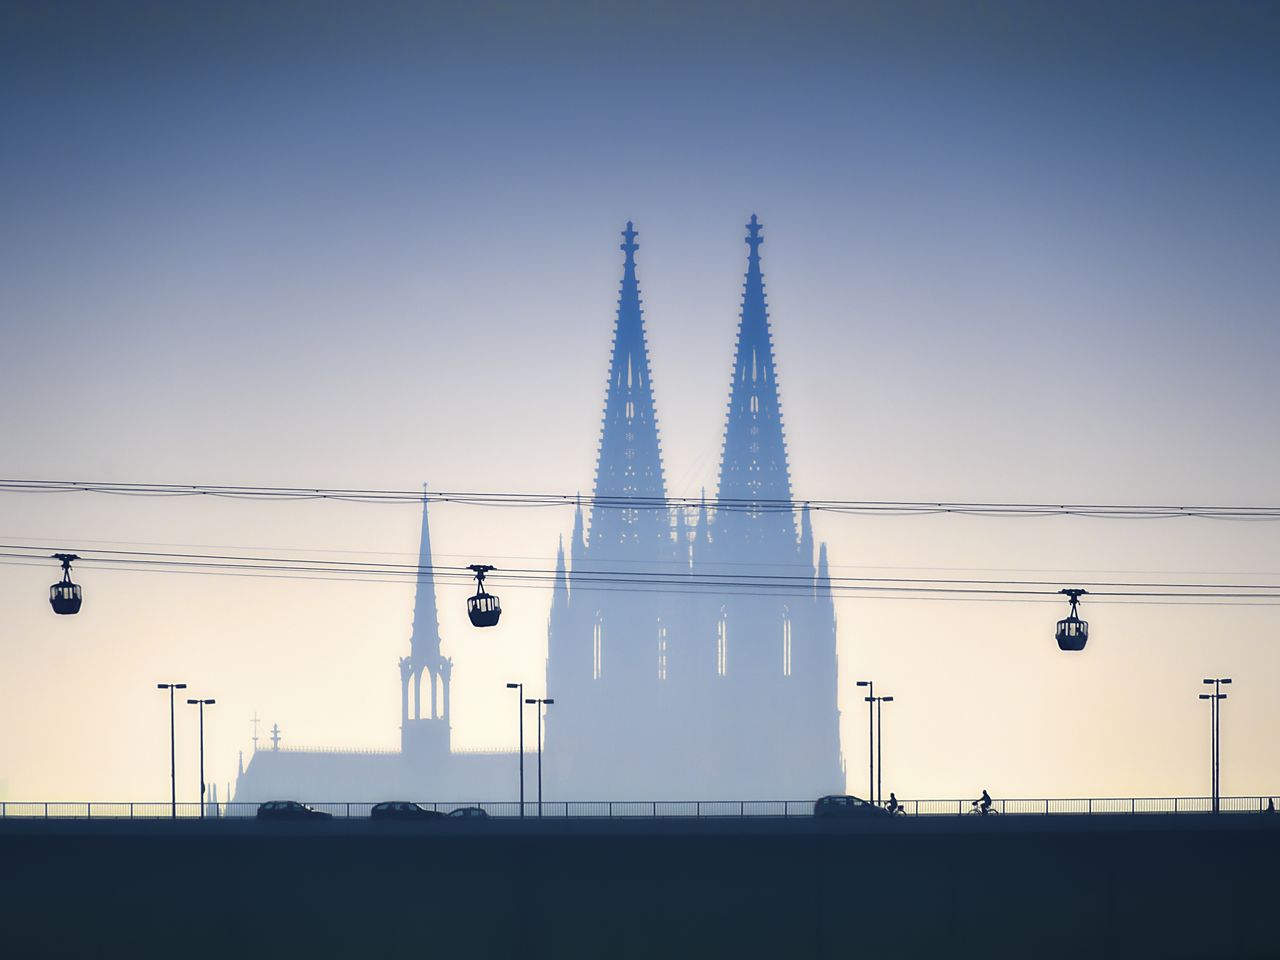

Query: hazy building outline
[{"left": 233, "top": 218, "right": 845, "bottom": 802}]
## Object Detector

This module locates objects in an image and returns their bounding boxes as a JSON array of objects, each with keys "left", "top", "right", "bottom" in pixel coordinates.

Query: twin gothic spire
[
  {"left": 588, "top": 216, "right": 798, "bottom": 559},
  {"left": 587, "top": 222, "right": 668, "bottom": 556},
  {"left": 714, "top": 214, "right": 797, "bottom": 552}
]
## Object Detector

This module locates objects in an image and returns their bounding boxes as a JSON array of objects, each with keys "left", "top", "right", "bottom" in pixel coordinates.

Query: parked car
[
  {"left": 371, "top": 801, "right": 445, "bottom": 821},
  {"left": 813, "top": 795, "right": 887, "bottom": 819},
  {"left": 256, "top": 800, "right": 333, "bottom": 821},
  {"left": 447, "top": 806, "right": 489, "bottom": 819}
]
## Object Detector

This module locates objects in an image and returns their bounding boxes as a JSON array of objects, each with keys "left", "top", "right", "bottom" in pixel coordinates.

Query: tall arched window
[
  {"left": 593, "top": 615, "right": 603, "bottom": 680},
  {"left": 716, "top": 609, "right": 728, "bottom": 677},
  {"left": 782, "top": 608, "right": 792, "bottom": 677},
  {"left": 657, "top": 620, "right": 668, "bottom": 681}
]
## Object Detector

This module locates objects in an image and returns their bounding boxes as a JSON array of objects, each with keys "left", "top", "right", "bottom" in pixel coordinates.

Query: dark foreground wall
[{"left": 2, "top": 814, "right": 1276, "bottom": 958}]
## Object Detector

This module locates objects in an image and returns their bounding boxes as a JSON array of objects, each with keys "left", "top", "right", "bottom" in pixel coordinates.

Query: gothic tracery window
[
  {"left": 782, "top": 608, "right": 792, "bottom": 677},
  {"left": 716, "top": 609, "right": 728, "bottom": 677}
]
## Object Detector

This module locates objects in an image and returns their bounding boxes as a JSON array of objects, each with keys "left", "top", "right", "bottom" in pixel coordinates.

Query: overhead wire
[
  {"left": 2, "top": 477, "right": 1279, "bottom": 520},
  {"left": 5, "top": 532, "right": 1280, "bottom": 580},
  {"left": 4, "top": 542, "right": 1280, "bottom": 605}
]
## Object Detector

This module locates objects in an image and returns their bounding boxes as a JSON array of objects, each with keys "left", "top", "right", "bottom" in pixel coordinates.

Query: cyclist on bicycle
[
  {"left": 886, "top": 792, "right": 903, "bottom": 815},
  {"left": 977, "top": 789, "right": 993, "bottom": 815}
]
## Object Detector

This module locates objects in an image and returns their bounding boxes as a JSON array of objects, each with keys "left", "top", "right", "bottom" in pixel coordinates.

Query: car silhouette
[
  {"left": 813, "top": 795, "right": 888, "bottom": 819},
  {"left": 371, "top": 801, "right": 445, "bottom": 821},
  {"left": 447, "top": 806, "right": 489, "bottom": 819},
  {"left": 256, "top": 800, "right": 333, "bottom": 820}
]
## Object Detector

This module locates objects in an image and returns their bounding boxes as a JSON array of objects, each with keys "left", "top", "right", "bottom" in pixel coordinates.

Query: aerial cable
[
  {"left": 4, "top": 555, "right": 1279, "bottom": 606},
  {"left": 1, "top": 542, "right": 1277, "bottom": 593},
  {"left": 1, "top": 478, "right": 1278, "bottom": 520},
  {"left": 3, "top": 546, "right": 1280, "bottom": 603}
]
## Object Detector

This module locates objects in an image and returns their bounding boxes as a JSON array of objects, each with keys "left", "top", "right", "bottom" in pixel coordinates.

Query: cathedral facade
[
  {"left": 233, "top": 218, "right": 843, "bottom": 803},
  {"left": 545, "top": 217, "right": 843, "bottom": 799}
]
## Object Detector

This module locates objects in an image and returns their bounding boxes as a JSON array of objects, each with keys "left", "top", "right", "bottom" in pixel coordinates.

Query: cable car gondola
[
  {"left": 1055, "top": 588, "right": 1088, "bottom": 651},
  {"left": 49, "top": 553, "right": 83, "bottom": 615},
  {"left": 466, "top": 564, "right": 501, "bottom": 628}
]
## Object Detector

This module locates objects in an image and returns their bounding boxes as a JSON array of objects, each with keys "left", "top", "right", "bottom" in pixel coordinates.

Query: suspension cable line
[{"left": 1, "top": 477, "right": 1277, "bottom": 520}]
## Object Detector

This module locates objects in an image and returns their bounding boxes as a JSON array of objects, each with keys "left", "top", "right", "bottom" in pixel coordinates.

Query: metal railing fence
[{"left": 0, "top": 796, "right": 1276, "bottom": 820}]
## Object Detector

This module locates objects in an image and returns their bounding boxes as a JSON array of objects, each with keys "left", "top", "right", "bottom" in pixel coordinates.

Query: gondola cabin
[
  {"left": 466, "top": 563, "right": 501, "bottom": 628},
  {"left": 1055, "top": 588, "right": 1088, "bottom": 652},
  {"left": 50, "top": 553, "right": 83, "bottom": 616}
]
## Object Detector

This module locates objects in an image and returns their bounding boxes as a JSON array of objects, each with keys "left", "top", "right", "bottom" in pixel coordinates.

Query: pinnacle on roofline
[
  {"left": 745, "top": 213, "right": 763, "bottom": 260},
  {"left": 621, "top": 220, "right": 639, "bottom": 266}
]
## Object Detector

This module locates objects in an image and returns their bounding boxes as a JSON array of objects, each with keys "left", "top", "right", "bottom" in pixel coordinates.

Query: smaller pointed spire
[
  {"left": 674, "top": 504, "right": 689, "bottom": 568},
  {"left": 237, "top": 750, "right": 244, "bottom": 777},
  {"left": 799, "top": 504, "right": 814, "bottom": 564},
  {"left": 409, "top": 486, "right": 443, "bottom": 662},
  {"left": 551, "top": 535, "right": 569, "bottom": 612},
  {"left": 816, "top": 543, "right": 832, "bottom": 598},
  {"left": 571, "top": 494, "right": 586, "bottom": 561},
  {"left": 692, "top": 486, "right": 709, "bottom": 553}
]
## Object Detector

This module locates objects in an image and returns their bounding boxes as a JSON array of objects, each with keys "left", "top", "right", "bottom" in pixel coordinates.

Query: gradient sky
[{"left": 1, "top": 1, "right": 1278, "bottom": 803}]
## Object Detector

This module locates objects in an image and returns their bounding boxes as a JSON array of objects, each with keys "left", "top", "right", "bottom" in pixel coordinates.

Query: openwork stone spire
[
  {"left": 715, "top": 214, "right": 797, "bottom": 552},
  {"left": 588, "top": 222, "right": 668, "bottom": 555},
  {"left": 409, "top": 486, "right": 442, "bottom": 662}
]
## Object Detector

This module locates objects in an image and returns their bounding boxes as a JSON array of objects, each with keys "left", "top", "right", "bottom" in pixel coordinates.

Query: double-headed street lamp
[
  {"left": 870, "top": 694, "right": 895, "bottom": 807},
  {"left": 856, "top": 680, "right": 874, "bottom": 802},
  {"left": 505, "top": 682, "right": 525, "bottom": 816},
  {"left": 156, "top": 683, "right": 187, "bottom": 818},
  {"left": 186, "top": 698, "right": 216, "bottom": 817},
  {"left": 524, "top": 697, "right": 554, "bottom": 817},
  {"left": 1199, "top": 677, "right": 1232, "bottom": 812},
  {"left": 856, "top": 680, "right": 896, "bottom": 806}
]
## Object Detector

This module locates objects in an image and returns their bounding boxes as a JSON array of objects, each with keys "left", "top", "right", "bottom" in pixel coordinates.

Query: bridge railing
[{"left": 0, "top": 796, "right": 1276, "bottom": 819}]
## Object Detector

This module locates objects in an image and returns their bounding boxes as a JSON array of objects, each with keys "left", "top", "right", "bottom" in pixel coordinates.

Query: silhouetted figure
[
  {"left": 1268, "top": 798, "right": 1275, "bottom": 814},
  {"left": 886, "top": 792, "right": 904, "bottom": 815},
  {"left": 972, "top": 789, "right": 994, "bottom": 816}
]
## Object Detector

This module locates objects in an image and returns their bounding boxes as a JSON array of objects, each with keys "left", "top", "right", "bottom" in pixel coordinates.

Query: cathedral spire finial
[
  {"left": 621, "top": 221, "right": 639, "bottom": 265},
  {"left": 745, "top": 213, "right": 763, "bottom": 258}
]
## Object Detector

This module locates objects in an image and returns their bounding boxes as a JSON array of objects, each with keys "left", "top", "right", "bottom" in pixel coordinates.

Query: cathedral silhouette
[{"left": 233, "top": 217, "right": 845, "bottom": 803}]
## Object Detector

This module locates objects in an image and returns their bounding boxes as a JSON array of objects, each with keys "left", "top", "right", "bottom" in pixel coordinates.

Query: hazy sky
[{"left": 1, "top": 1, "right": 1278, "bottom": 803}]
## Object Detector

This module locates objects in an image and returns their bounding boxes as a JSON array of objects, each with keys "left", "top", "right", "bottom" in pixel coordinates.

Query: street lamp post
[
  {"left": 506, "top": 682, "right": 525, "bottom": 816},
  {"left": 156, "top": 683, "right": 187, "bottom": 819},
  {"left": 873, "top": 695, "right": 895, "bottom": 806},
  {"left": 856, "top": 680, "right": 873, "bottom": 803},
  {"left": 525, "top": 698, "right": 554, "bottom": 817},
  {"left": 1200, "top": 677, "right": 1232, "bottom": 812},
  {"left": 186, "top": 698, "right": 216, "bottom": 818}
]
